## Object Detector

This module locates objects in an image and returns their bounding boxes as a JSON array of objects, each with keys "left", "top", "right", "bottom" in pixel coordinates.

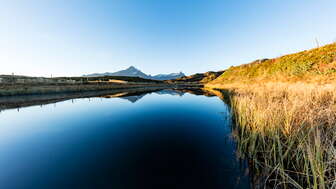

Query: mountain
[
  {"left": 84, "top": 66, "right": 149, "bottom": 78},
  {"left": 151, "top": 72, "right": 185, "bottom": 80},
  {"left": 84, "top": 66, "right": 185, "bottom": 80}
]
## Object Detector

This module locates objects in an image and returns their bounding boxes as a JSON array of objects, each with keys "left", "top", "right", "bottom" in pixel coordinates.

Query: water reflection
[
  {"left": 0, "top": 88, "right": 216, "bottom": 111},
  {"left": 0, "top": 89, "right": 251, "bottom": 188},
  {"left": 100, "top": 88, "right": 217, "bottom": 104},
  {"left": 101, "top": 89, "right": 187, "bottom": 103}
]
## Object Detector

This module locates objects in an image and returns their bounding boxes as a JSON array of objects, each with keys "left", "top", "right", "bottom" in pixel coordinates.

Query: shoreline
[
  {"left": 0, "top": 82, "right": 202, "bottom": 97},
  {"left": 0, "top": 83, "right": 202, "bottom": 111},
  {"left": 205, "top": 81, "right": 336, "bottom": 188}
]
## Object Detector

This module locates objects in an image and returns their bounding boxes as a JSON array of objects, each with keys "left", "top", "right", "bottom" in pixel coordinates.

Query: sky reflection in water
[{"left": 0, "top": 89, "right": 250, "bottom": 189}]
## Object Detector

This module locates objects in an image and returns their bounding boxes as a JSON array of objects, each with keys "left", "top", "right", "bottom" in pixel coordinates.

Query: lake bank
[
  {"left": 206, "top": 82, "right": 336, "bottom": 188},
  {"left": 0, "top": 84, "right": 202, "bottom": 111},
  {"left": 0, "top": 87, "right": 250, "bottom": 189},
  {"left": 0, "top": 82, "right": 202, "bottom": 97},
  {"left": 200, "top": 43, "right": 336, "bottom": 188},
  {"left": 2, "top": 78, "right": 335, "bottom": 188}
]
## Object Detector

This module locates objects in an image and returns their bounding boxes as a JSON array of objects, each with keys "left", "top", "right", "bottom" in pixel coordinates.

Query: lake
[{"left": 0, "top": 89, "right": 250, "bottom": 189}]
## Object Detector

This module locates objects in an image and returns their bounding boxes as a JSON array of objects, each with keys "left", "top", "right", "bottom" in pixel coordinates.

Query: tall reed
[{"left": 217, "top": 82, "right": 336, "bottom": 188}]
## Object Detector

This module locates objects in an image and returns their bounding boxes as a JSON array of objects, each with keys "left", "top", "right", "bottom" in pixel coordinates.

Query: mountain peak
[
  {"left": 84, "top": 66, "right": 185, "bottom": 80},
  {"left": 126, "top": 66, "right": 138, "bottom": 71}
]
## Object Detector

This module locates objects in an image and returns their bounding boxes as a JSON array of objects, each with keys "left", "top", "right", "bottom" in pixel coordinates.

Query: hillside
[
  {"left": 172, "top": 71, "right": 224, "bottom": 83},
  {"left": 205, "top": 43, "right": 336, "bottom": 188},
  {"left": 210, "top": 43, "right": 336, "bottom": 84}
]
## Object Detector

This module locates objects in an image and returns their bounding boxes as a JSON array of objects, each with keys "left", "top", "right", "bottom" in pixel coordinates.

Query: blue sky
[{"left": 1, "top": 0, "right": 335, "bottom": 76}]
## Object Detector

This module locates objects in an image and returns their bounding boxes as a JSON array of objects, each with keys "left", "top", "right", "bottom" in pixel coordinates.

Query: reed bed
[{"left": 217, "top": 82, "right": 336, "bottom": 188}]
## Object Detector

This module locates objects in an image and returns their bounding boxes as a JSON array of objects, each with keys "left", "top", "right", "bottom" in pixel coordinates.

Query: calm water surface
[{"left": 0, "top": 90, "right": 250, "bottom": 189}]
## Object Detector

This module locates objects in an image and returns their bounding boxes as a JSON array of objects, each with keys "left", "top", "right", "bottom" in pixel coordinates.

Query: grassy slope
[
  {"left": 172, "top": 71, "right": 224, "bottom": 83},
  {"left": 204, "top": 43, "right": 336, "bottom": 188},
  {"left": 210, "top": 43, "right": 336, "bottom": 84}
]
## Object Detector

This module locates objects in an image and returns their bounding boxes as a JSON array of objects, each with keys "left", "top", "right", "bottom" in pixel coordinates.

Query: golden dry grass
[
  {"left": 211, "top": 43, "right": 336, "bottom": 84},
  {"left": 207, "top": 82, "right": 336, "bottom": 188}
]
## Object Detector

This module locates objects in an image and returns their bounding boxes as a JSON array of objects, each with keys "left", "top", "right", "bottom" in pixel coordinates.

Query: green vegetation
[
  {"left": 172, "top": 71, "right": 224, "bottom": 83},
  {"left": 211, "top": 43, "right": 336, "bottom": 84},
  {"left": 205, "top": 43, "right": 336, "bottom": 188}
]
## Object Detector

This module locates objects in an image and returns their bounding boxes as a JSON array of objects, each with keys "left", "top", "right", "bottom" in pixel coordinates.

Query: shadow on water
[{"left": 0, "top": 88, "right": 252, "bottom": 189}]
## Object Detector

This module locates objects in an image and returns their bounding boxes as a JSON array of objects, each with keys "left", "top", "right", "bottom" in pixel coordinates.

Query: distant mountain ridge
[{"left": 84, "top": 66, "right": 185, "bottom": 80}]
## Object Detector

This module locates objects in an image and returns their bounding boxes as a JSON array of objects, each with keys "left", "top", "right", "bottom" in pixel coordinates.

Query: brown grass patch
[{"left": 207, "top": 82, "right": 336, "bottom": 188}]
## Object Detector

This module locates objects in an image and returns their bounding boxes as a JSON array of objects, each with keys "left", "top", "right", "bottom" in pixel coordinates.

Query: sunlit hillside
[
  {"left": 171, "top": 71, "right": 224, "bottom": 83},
  {"left": 205, "top": 43, "right": 336, "bottom": 188},
  {"left": 211, "top": 43, "right": 336, "bottom": 84}
]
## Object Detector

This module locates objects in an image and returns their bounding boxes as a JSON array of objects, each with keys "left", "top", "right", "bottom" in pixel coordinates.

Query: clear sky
[{"left": 1, "top": 0, "right": 335, "bottom": 77}]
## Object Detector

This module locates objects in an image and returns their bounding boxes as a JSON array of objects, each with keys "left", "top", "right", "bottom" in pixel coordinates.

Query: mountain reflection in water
[
  {"left": 101, "top": 89, "right": 197, "bottom": 103},
  {"left": 0, "top": 88, "right": 251, "bottom": 189}
]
